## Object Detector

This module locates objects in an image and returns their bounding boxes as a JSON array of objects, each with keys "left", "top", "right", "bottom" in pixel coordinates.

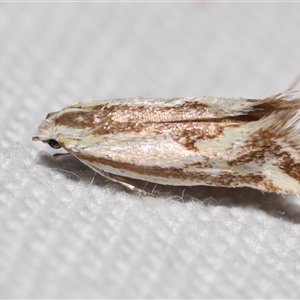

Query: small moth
[{"left": 33, "top": 83, "right": 300, "bottom": 197}]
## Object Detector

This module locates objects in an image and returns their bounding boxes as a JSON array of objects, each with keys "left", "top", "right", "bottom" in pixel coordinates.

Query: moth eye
[{"left": 48, "top": 139, "right": 61, "bottom": 149}]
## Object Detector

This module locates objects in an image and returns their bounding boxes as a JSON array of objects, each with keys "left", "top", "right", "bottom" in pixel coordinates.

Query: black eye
[{"left": 48, "top": 139, "right": 61, "bottom": 149}]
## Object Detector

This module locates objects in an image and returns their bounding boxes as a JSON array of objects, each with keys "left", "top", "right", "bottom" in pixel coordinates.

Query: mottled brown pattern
[
  {"left": 56, "top": 96, "right": 300, "bottom": 132},
  {"left": 56, "top": 101, "right": 252, "bottom": 129},
  {"left": 73, "top": 153, "right": 279, "bottom": 192},
  {"left": 93, "top": 121, "right": 237, "bottom": 151},
  {"left": 55, "top": 97, "right": 300, "bottom": 152},
  {"left": 227, "top": 128, "right": 276, "bottom": 166},
  {"left": 279, "top": 153, "right": 300, "bottom": 182},
  {"left": 55, "top": 111, "right": 96, "bottom": 129},
  {"left": 90, "top": 101, "right": 211, "bottom": 123},
  {"left": 55, "top": 102, "right": 253, "bottom": 150},
  {"left": 55, "top": 102, "right": 209, "bottom": 129},
  {"left": 228, "top": 112, "right": 300, "bottom": 183}
]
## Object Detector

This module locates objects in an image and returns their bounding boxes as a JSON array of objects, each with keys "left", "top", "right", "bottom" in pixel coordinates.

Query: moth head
[
  {"left": 33, "top": 105, "right": 95, "bottom": 150},
  {"left": 32, "top": 111, "right": 62, "bottom": 149}
]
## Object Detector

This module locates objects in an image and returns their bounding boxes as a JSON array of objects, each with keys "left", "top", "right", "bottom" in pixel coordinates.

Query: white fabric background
[{"left": 1, "top": 2, "right": 300, "bottom": 298}]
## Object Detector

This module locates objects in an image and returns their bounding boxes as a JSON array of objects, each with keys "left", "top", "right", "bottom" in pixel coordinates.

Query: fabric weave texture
[{"left": 1, "top": 2, "right": 300, "bottom": 298}]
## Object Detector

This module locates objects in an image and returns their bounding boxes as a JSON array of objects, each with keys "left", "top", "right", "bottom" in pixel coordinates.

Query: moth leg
[
  {"left": 105, "top": 173, "right": 157, "bottom": 198},
  {"left": 76, "top": 158, "right": 156, "bottom": 197}
]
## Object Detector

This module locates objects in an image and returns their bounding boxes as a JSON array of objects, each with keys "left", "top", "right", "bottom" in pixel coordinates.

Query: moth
[{"left": 33, "top": 84, "right": 300, "bottom": 197}]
